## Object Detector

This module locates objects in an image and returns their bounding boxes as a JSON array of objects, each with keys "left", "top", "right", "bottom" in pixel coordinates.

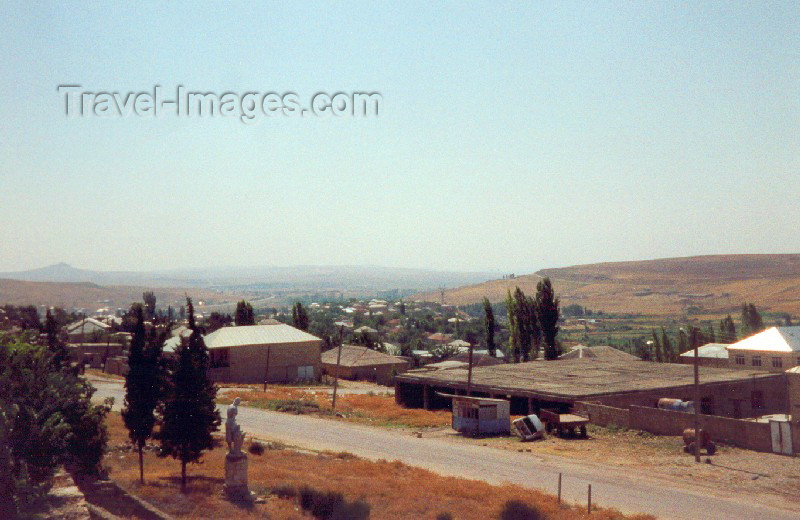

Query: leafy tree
[
  {"left": 143, "top": 291, "right": 157, "bottom": 321},
  {"left": 660, "top": 327, "right": 674, "bottom": 363},
  {"left": 535, "top": 278, "right": 561, "bottom": 360},
  {"left": 482, "top": 297, "right": 496, "bottom": 357},
  {"left": 157, "top": 298, "right": 221, "bottom": 490},
  {"left": 0, "top": 341, "right": 111, "bottom": 515},
  {"left": 505, "top": 290, "right": 520, "bottom": 363},
  {"left": 741, "top": 303, "right": 764, "bottom": 336},
  {"left": 44, "top": 308, "right": 69, "bottom": 369},
  {"left": 206, "top": 312, "right": 233, "bottom": 332},
  {"left": 179, "top": 305, "right": 186, "bottom": 320},
  {"left": 122, "top": 305, "right": 166, "bottom": 484},
  {"left": 234, "top": 300, "right": 255, "bottom": 326},
  {"left": 292, "top": 302, "right": 309, "bottom": 331},
  {"left": 677, "top": 328, "right": 688, "bottom": 354},
  {"left": 651, "top": 330, "right": 662, "bottom": 362},
  {"left": 719, "top": 314, "right": 736, "bottom": 343},
  {"left": 399, "top": 300, "right": 406, "bottom": 316}
]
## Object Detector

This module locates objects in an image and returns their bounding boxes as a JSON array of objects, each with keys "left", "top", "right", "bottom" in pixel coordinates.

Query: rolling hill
[
  {"left": 0, "top": 278, "right": 240, "bottom": 313},
  {"left": 412, "top": 254, "right": 800, "bottom": 316}
]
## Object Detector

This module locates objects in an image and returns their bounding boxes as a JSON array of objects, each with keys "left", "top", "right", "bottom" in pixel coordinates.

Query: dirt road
[{"left": 91, "top": 378, "right": 796, "bottom": 519}]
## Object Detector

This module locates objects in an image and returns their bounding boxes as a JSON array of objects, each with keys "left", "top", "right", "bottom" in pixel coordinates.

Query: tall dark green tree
[
  {"left": 482, "top": 297, "right": 496, "bottom": 357},
  {"left": 292, "top": 302, "right": 309, "bottom": 331},
  {"left": 399, "top": 300, "right": 406, "bottom": 316},
  {"left": 505, "top": 290, "right": 520, "bottom": 363},
  {"left": 44, "top": 308, "right": 69, "bottom": 369},
  {"left": 660, "top": 327, "right": 674, "bottom": 362},
  {"left": 143, "top": 292, "right": 157, "bottom": 321},
  {"left": 741, "top": 303, "right": 764, "bottom": 336},
  {"left": 122, "top": 304, "right": 165, "bottom": 484},
  {"left": 513, "top": 288, "right": 533, "bottom": 362},
  {"left": 158, "top": 298, "right": 221, "bottom": 490},
  {"left": 651, "top": 330, "right": 663, "bottom": 362},
  {"left": 719, "top": 315, "right": 736, "bottom": 343},
  {"left": 535, "top": 278, "right": 561, "bottom": 360},
  {"left": 234, "top": 300, "right": 255, "bottom": 326}
]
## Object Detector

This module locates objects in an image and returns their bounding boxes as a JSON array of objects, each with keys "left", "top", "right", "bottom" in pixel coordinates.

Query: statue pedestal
[{"left": 223, "top": 452, "right": 253, "bottom": 502}]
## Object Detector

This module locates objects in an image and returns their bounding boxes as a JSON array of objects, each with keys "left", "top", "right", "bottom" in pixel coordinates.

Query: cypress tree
[
  {"left": 44, "top": 308, "right": 69, "bottom": 369},
  {"left": 158, "top": 298, "right": 221, "bottom": 490},
  {"left": 122, "top": 304, "right": 165, "bottom": 483},
  {"left": 513, "top": 288, "right": 532, "bottom": 362},
  {"left": 660, "top": 327, "right": 674, "bottom": 363},
  {"left": 505, "top": 290, "right": 519, "bottom": 363},
  {"left": 535, "top": 278, "right": 561, "bottom": 360},
  {"left": 234, "top": 300, "right": 255, "bottom": 326},
  {"left": 482, "top": 297, "right": 496, "bottom": 357},
  {"left": 292, "top": 302, "right": 309, "bottom": 331},
  {"left": 651, "top": 330, "right": 663, "bottom": 362}
]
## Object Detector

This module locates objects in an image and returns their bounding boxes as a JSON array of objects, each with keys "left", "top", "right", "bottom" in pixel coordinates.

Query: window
[
  {"left": 751, "top": 356, "right": 762, "bottom": 367},
  {"left": 460, "top": 406, "right": 478, "bottom": 419},
  {"left": 751, "top": 391, "right": 764, "bottom": 410},
  {"left": 297, "top": 365, "right": 314, "bottom": 380},
  {"left": 210, "top": 348, "right": 229, "bottom": 368},
  {"left": 482, "top": 406, "right": 497, "bottom": 421},
  {"left": 772, "top": 357, "right": 783, "bottom": 368},
  {"left": 700, "top": 396, "right": 715, "bottom": 415},
  {"left": 734, "top": 355, "right": 745, "bottom": 366}
]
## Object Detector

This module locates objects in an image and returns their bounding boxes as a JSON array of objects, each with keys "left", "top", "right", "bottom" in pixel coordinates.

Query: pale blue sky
[{"left": 0, "top": 2, "right": 797, "bottom": 273}]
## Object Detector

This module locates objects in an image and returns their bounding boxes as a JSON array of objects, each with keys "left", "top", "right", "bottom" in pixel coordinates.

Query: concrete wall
[
  {"left": 591, "top": 375, "right": 787, "bottom": 419},
  {"left": 628, "top": 405, "right": 775, "bottom": 453},
  {"left": 579, "top": 402, "right": 630, "bottom": 429},
  {"left": 209, "top": 340, "right": 322, "bottom": 384},
  {"left": 678, "top": 357, "right": 729, "bottom": 368},
  {"left": 728, "top": 350, "right": 800, "bottom": 373}
]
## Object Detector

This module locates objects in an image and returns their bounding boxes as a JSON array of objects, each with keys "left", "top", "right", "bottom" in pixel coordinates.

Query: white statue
[{"left": 225, "top": 397, "right": 246, "bottom": 454}]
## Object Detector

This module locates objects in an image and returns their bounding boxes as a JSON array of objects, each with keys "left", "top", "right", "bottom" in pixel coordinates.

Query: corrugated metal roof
[
  {"left": 727, "top": 326, "right": 800, "bottom": 353},
  {"left": 204, "top": 324, "right": 321, "bottom": 349}
]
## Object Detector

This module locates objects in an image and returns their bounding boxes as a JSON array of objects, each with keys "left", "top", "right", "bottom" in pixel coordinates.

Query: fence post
[
  {"left": 557, "top": 473, "right": 562, "bottom": 504},
  {"left": 588, "top": 484, "right": 592, "bottom": 514}
]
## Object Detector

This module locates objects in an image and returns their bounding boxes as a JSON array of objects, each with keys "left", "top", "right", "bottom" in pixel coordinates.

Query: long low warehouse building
[{"left": 395, "top": 356, "right": 787, "bottom": 419}]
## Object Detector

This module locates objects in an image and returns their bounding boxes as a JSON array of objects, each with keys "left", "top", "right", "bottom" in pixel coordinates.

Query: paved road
[{"left": 91, "top": 379, "right": 796, "bottom": 519}]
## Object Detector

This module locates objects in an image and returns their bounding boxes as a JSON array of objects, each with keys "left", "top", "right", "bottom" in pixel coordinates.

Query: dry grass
[
  {"left": 413, "top": 254, "right": 800, "bottom": 315},
  {"left": 219, "top": 387, "right": 451, "bottom": 428},
  {"left": 103, "top": 413, "right": 651, "bottom": 520}
]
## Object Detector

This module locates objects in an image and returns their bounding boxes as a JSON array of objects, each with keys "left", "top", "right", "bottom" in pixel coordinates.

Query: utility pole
[
  {"left": 466, "top": 344, "right": 474, "bottom": 396},
  {"left": 262, "top": 346, "right": 271, "bottom": 391},
  {"left": 332, "top": 326, "right": 344, "bottom": 409},
  {"left": 692, "top": 327, "right": 701, "bottom": 463}
]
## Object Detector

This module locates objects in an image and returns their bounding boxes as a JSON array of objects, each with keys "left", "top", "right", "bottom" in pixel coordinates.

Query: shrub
[
  {"left": 436, "top": 513, "right": 454, "bottom": 520},
  {"left": 248, "top": 440, "right": 265, "bottom": 455},
  {"left": 270, "top": 483, "right": 297, "bottom": 498},
  {"left": 297, "top": 484, "right": 370, "bottom": 519},
  {"left": 499, "top": 500, "right": 543, "bottom": 520}
]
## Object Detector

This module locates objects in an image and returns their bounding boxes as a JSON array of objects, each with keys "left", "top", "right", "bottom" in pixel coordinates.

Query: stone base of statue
[{"left": 223, "top": 452, "right": 253, "bottom": 502}]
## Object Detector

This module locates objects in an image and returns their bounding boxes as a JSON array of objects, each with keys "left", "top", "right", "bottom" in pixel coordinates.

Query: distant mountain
[
  {"left": 0, "top": 263, "right": 499, "bottom": 292},
  {"left": 412, "top": 254, "right": 800, "bottom": 316}
]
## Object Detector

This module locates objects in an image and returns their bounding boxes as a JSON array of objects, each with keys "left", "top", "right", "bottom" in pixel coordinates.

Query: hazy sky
[{"left": 1, "top": 2, "right": 797, "bottom": 273}]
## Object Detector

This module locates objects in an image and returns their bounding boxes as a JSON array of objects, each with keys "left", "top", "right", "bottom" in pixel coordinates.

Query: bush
[
  {"left": 500, "top": 500, "right": 543, "bottom": 520},
  {"left": 436, "top": 513, "right": 454, "bottom": 520},
  {"left": 298, "top": 485, "right": 370, "bottom": 519},
  {"left": 248, "top": 440, "right": 265, "bottom": 455},
  {"left": 270, "top": 483, "right": 297, "bottom": 498}
]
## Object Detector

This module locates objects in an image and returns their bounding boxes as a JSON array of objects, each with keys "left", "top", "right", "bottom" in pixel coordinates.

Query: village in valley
[
  {"left": 3, "top": 3, "right": 799, "bottom": 519},
  {"left": 2, "top": 260, "right": 800, "bottom": 519}
]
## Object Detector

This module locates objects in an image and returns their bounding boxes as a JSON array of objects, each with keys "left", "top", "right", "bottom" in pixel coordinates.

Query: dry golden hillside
[{"left": 413, "top": 254, "right": 800, "bottom": 316}]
